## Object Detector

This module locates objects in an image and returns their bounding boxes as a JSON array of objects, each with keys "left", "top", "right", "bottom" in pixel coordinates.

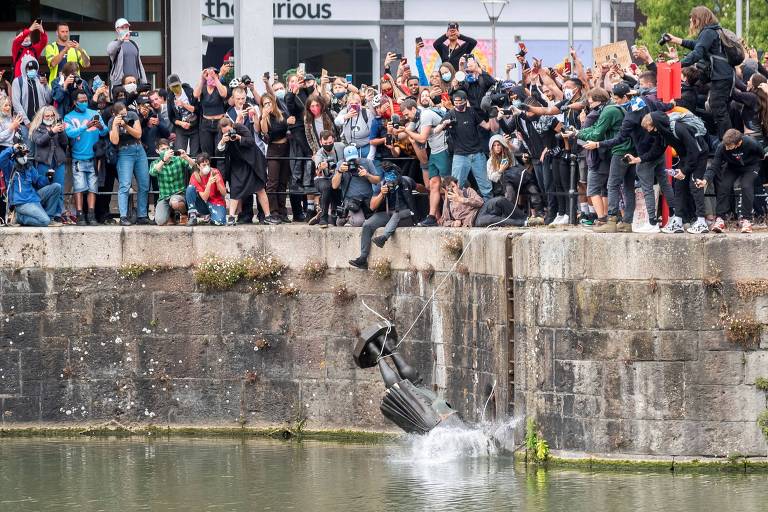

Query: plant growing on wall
[
  {"left": 300, "top": 259, "right": 329, "bottom": 280},
  {"left": 525, "top": 417, "right": 550, "bottom": 463}
]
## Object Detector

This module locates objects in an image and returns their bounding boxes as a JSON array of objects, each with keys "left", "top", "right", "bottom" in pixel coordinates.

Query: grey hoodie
[{"left": 11, "top": 54, "right": 52, "bottom": 124}]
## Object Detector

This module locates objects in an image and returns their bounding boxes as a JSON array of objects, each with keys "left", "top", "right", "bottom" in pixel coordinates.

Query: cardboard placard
[{"left": 592, "top": 41, "right": 632, "bottom": 69}]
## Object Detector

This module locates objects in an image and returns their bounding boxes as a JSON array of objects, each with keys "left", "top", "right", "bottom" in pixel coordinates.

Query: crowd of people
[{"left": 2, "top": 7, "right": 768, "bottom": 268}]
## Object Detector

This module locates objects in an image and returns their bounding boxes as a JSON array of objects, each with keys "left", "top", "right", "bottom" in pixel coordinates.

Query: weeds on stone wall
[
  {"left": 300, "top": 259, "right": 328, "bottom": 280},
  {"left": 758, "top": 411, "right": 768, "bottom": 442},
  {"left": 118, "top": 264, "right": 163, "bottom": 280},
  {"left": 756, "top": 377, "right": 768, "bottom": 392},
  {"left": 720, "top": 313, "right": 763, "bottom": 349},
  {"left": 442, "top": 234, "right": 464, "bottom": 260},
  {"left": 194, "top": 256, "right": 250, "bottom": 291},
  {"left": 735, "top": 280, "right": 768, "bottom": 300},
  {"left": 370, "top": 258, "right": 392, "bottom": 280},
  {"left": 194, "top": 253, "right": 295, "bottom": 295},
  {"left": 420, "top": 264, "right": 435, "bottom": 282},
  {"left": 525, "top": 417, "right": 550, "bottom": 463},
  {"left": 333, "top": 284, "right": 356, "bottom": 305}
]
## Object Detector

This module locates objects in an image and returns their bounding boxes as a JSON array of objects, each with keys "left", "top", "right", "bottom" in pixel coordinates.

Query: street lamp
[
  {"left": 610, "top": 0, "right": 620, "bottom": 42},
  {"left": 481, "top": 0, "right": 509, "bottom": 77}
]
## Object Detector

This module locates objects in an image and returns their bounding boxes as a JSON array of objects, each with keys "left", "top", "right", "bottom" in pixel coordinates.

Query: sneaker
[
  {"left": 263, "top": 215, "right": 281, "bottom": 225},
  {"left": 741, "top": 218, "right": 753, "bottom": 234},
  {"left": 579, "top": 214, "right": 595, "bottom": 226},
  {"left": 558, "top": 214, "right": 570, "bottom": 225},
  {"left": 686, "top": 219, "right": 709, "bottom": 234},
  {"left": 418, "top": 215, "right": 438, "bottom": 227},
  {"left": 135, "top": 217, "right": 151, "bottom": 225},
  {"left": 187, "top": 213, "right": 198, "bottom": 226},
  {"left": 372, "top": 235, "right": 387, "bottom": 248},
  {"left": 308, "top": 211, "right": 322, "bottom": 225},
  {"left": 710, "top": 217, "right": 726, "bottom": 233},
  {"left": 318, "top": 215, "right": 329, "bottom": 228},
  {"left": 634, "top": 222, "right": 660, "bottom": 234},
  {"left": 551, "top": 214, "right": 565, "bottom": 225},
  {"left": 616, "top": 221, "right": 633, "bottom": 233},
  {"left": 293, "top": 213, "right": 307, "bottom": 223},
  {"left": 349, "top": 257, "right": 368, "bottom": 270},
  {"left": 48, "top": 220, "right": 63, "bottom": 227},
  {"left": 76, "top": 213, "right": 87, "bottom": 226},
  {"left": 527, "top": 216, "right": 545, "bottom": 227},
  {"left": 226, "top": 215, "right": 237, "bottom": 226},
  {"left": 119, "top": 216, "right": 132, "bottom": 226},
  {"left": 593, "top": 215, "right": 618, "bottom": 233},
  {"left": 661, "top": 217, "right": 684, "bottom": 234},
  {"left": 87, "top": 212, "right": 99, "bottom": 226}
]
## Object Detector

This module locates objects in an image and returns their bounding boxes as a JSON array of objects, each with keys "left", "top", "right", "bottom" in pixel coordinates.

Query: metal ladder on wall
[{"left": 505, "top": 234, "right": 516, "bottom": 416}]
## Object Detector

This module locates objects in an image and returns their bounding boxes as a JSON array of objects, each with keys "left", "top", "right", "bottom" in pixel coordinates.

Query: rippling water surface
[{"left": 1, "top": 434, "right": 767, "bottom": 511}]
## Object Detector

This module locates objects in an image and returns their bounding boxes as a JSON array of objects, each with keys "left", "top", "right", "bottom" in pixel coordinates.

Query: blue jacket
[
  {"left": 64, "top": 107, "right": 108, "bottom": 161},
  {"left": 0, "top": 147, "right": 51, "bottom": 206},
  {"left": 52, "top": 79, "right": 94, "bottom": 118}
]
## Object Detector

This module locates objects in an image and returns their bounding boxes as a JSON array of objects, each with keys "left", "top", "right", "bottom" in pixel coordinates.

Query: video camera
[{"left": 481, "top": 81, "right": 512, "bottom": 118}]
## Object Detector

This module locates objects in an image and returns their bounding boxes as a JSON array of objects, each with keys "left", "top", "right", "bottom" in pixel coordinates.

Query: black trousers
[
  {"left": 315, "top": 177, "right": 339, "bottom": 217},
  {"left": 95, "top": 161, "right": 118, "bottom": 221},
  {"left": 199, "top": 117, "right": 222, "bottom": 156},
  {"left": 716, "top": 165, "right": 758, "bottom": 220},
  {"left": 708, "top": 78, "right": 733, "bottom": 139}
]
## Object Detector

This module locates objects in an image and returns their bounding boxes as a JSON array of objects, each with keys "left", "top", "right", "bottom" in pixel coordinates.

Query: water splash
[{"left": 391, "top": 416, "right": 524, "bottom": 465}]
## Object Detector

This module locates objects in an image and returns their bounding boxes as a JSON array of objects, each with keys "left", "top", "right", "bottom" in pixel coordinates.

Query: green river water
[{"left": 1, "top": 436, "right": 767, "bottom": 511}]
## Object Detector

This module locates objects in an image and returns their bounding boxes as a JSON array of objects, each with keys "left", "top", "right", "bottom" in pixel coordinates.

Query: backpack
[
  {"left": 668, "top": 111, "right": 708, "bottom": 139},
  {"left": 717, "top": 28, "right": 745, "bottom": 67}
]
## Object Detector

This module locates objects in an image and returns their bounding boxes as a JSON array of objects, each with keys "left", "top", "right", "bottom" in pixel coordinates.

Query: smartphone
[
  {"left": 34, "top": 18, "right": 42, "bottom": 24},
  {"left": 263, "top": 71, "right": 270, "bottom": 80},
  {"left": 92, "top": 115, "right": 100, "bottom": 122},
  {"left": 401, "top": 58, "right": 408, "bottom": 65},
  {"left": 386, "top": 134, "right": 394, "bottom": 145},
  {"left": 321, "top": 68, "right": 328, "bottom": 77},
  {"left": 415, "top": 36, "right": 423, "bottom": 45},
  {"left": 345, "top": 73, "right": 353, "bottom": 83},
  {"left": 393, "top": 53, "right": 403, "bottom": 60},
  {"left": 69, "top": 34, "right": 80, "bottom": 43},
  {"left": 297, "top": 63, "right": 306, "bottom": 75},
  {"left": 130, "top": 31, "right": 139, "bottom": 37}
]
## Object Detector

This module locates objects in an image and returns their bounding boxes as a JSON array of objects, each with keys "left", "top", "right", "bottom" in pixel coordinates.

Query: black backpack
[{"left": 717, "top": 28, "right": 745, "bottom": 67}]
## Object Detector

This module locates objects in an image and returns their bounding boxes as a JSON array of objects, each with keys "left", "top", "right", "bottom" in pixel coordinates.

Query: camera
[
  {"left": 391, "top": 114, "right": 401, "bottom": 129},
  {"left": 173, "top": 149, "right": 182, "bottom": 156},
  {"left": 347, "top": 160, "right": 359, "bottom": 175},
  {"left": 622, "top": 155, "right": 632, "bottom": 164},
  {"left": 241, "top": 75, "right": 253, "bottom": 85},
  {"left": 658, "top": 33, "right": 672, "bottom": 46},
  {"left": 138, "top": 83, "right": 152, "bottom": 93},
  {"left": 227, "top": 128, "right": 237, "bottom": 138},
  {"left": 73, "top": 75, "right": 83, "bottom": 87}
]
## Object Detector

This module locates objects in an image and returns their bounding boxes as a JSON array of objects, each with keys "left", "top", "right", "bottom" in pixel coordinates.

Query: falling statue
[{"left": 353, "top": 323, "right": 463, "bottom": 434}]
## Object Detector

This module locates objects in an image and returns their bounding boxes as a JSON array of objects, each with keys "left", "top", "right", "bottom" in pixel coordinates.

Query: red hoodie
[{"left": 12, "top": 29, "right": 48, "bottom": 78}]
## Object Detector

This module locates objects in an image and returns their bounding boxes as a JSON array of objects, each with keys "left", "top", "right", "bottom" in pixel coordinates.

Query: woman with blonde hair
[
  {"left": 30, "top": 106, "right": 68, "bottom": 187},
  {"left": 665, "top": 5, "right": 735, "bottom": 138},
  {"left": 259, "top": 92, "right": 292, "bottom": 220},
  {"left": 0, "top": 97, "right": 23, "bottom": 150}
]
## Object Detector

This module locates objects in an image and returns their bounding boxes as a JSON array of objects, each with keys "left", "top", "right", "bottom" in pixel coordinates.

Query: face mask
[
  {"left": 16, "top": 156, "right": 28, "bottom": 165},
  {"left": 305, "top": 85, "right": 316, "bottom": 95},
  {"left": 171, "top": 86, "right": 182, "bottom": 95},
  {"left": 334, "top": 91, "right": 346, "bottom": 100},
  {"left": 124, "top": 83, "right": 137, "bottom": 94},
  {"left": 465, "top": 74, "right": 477, "bottom": 84},
  {"left": 511, "top": 99, "right": 522, "bottom": 108},
  {"left": 275, "top": 89, "right": 286, "bottom": 100},
  {"left": 75, "top": 101, "right": 88, "bottom": 112},
  {"left": 118, "top": 30, "right": 130, "bottom": 40},
  {"left": 22, "top": 40, "right": 31, "bottom": 47},
  {"left": 454, "top": 102, "right": 466, "bottom": 112},
  {"left": 563, "top": 88, "right": 574, "bottom": 100},
  {"left": 441, "top": 73, "right": 452, "bottom": 82},
  {"left": 43, "top": 118, "right": 54, "bottom": 126},
  {"left": 310, "top": 105, "right": 322, "bottom": 117},
  {"left": 322, "top": 143, "right": 334, "bottom": 152},
  {"left": 26, "top": 69, "right": 38, "bottom": 80},
  {"left": 383, "top": 88, "right": 394, "bottom": 98},
  {"left": 201, "top": 165, "right": 211, "bottom": 175}
]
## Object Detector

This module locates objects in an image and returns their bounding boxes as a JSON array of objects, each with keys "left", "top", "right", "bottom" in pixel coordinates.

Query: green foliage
[
  {"left": 637, "top": 0, "right": 768, "bottom": 51},
  {"left": 525, "top": 417, "right": 550, "bottom": 463},
  {"left": 194, "top": 253, "right": 293, "bottom": 294},
  {"left": 118, "top": 264, "right": 161, "bottom": 280},
  {"left": 758, "top": 410, "right": 768, "bottom": 442},
  {"left": 370, "top": 258, "right": 392, "bottom": 280},
  {"left": 756, "top": 377, "right": 768, "bottom": 392}
]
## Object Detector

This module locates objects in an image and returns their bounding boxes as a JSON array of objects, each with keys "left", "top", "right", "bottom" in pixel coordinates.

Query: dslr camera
[
  {"left": 227, "top": 128, "right": 237, "bottom": 139},
  {"left": 347, "top": 160, "right": 359, "bottom": 175},
  {"left": 658, "top": 33, "right": 672, "bottom": 46},
  {"left": 240, "top": 75, "right": 253, "bottom": 86}
]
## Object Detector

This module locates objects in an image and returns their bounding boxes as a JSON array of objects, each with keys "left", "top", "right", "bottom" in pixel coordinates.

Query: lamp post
[
  {"left": 481, "top": 0, "right": 509, "bottom": 77},
  {"left": 610, "top": 0, "right": 621, "bottom": 42}
]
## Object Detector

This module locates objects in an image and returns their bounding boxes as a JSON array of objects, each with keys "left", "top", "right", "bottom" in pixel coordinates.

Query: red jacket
[{"left": 12, "top": 29, "right": 48, "bottom": 78}]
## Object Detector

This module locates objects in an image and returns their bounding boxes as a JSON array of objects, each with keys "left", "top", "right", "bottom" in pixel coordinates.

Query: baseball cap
[
  {"left": 343, "top": 145, "right": 358, "bottom": 162},
  {"left": 499, "top": 80, "right": 516, "bottom": 92},
  {"left": 448, "top": 22, "right": 459, "bottom": 30},
  {"left": 115, "top": 18, "right": 130, "bottom": 29},
  {"left": 303, "top": 73, "right": 316, "bottom": 82},
  {"left": 612, "top": 82, "right": 633, "bottom": 97},
  {"left": 451, "top": 89, "right": 468, "bottom": 101},
  {"left": 371, "top": 94, "right": 384, "bottom": 108},
  {"left": 167, "top": 74, "right": 181, "bottom": 87}
]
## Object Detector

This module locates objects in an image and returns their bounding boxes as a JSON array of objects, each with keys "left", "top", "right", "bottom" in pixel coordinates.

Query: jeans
[
  {"left": 315, "top": 177, "right": 339, "bottom": 217},
  {"left": 174, "top": 126, "right": 200, "bottom": 156},
  {"left": 185, "top": 185, "right": 227, "bottom": 224},
  {"left": 35, "top": 162, "right": 65, "bottom": 187},
  {"left": 360, "top": 210, "right": 413, "bottom": 259},
  {"left": 708, "top": 78, "right": 733, "bottom": 139},
  {"left": 635, "top": 157, "right": 676, "bottom": 221},
  {"left": 716, "top": 166, "right": 758, "bottom": 220},
  {"left": 116, "top": 144, "right": 150, "bottom": 218},
  {"left": 451, "top": 153, "right": 492, "bottom": 198},
  {"left": 14, "top": 183, "right": 63, "bottom": 226},
  {"left": 154, "top": 194, "right": 186, "bottom": 225},
  {"left": 607, "top": 154, "right": 636, "bottom": 223}
]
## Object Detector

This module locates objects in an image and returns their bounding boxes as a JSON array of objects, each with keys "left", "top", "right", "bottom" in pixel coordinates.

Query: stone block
[
  {"left": 695, "top": 420, "right": 768, "bottom": 457},
  {"left": 744, "top": 351, "right": 768, "bottom": 384},
  {"left": 20, "top": 346, "right": 68, "bottom": 383},
  {"left": 602, "top": 361, "right": 686, "bottom": 421},
  {"left": 0, "top": 349, "right": 20, "bottom": 394},
  {"left": 67, "top": 335, "right": 130, "bottom": 381},
  {"left": 513, "top": 231, "right": 586, "bottom": 280},
  {"left": 704, "top": 236, "right": 768, "bottom": 280},
  {"left": 653, "top": 331, "right": 698, "bottom": 361},
  {"left": 191, "top": 226, "right": 265, "bottom": 263},
  {"left": 136, "top": 377, "right": 243, "bottom": 424},
  {"left": 573, "top": 280, "right": 656, "bottom": 330},
  {"left": 122, "top": 227, "right": 195, "bottom": 267},
  {"left": 38, "top": 379, "right": 93, "bottom": 422},
  {"left": 537, "top": 280, "right": 575, "bottom": 327},
  {"left": 0, "top": 229, "right": 48, "bottom": 268},
  {"left": 685, "top": 351, "right": 745, "bottom": 385},
  {"left": 684, "top": 385, "right": 764, "bottom": 422},
  {"left": 0, "top": 268, "right": 50, "bottom": 294},
  {"left": 220, "top": 292, "right": 291, "bottom": 335},
  {"left": 44, "top": 228, "right": 123, "bottom": 268},
  {"left": 241, "top": 378, "right": 300, "bottom": 424},
  {"left": 655, "top": 281, "right": 707, "bottom": 330},
  {"left": 699, "top": 330, "right": 735, "bottom": 351},
  {"left": 0, "top": 313, "right": 42, "bottom": 349},
  {"left": 153, "top": 292, "right": 223, "bottom": 335},
  {"left": 1, "top": 293, "right": 50, "bottom": 315},
  {"left": 1, "top": 396, "right": 40, "bottom": 423},
  {"left": 137, "top": 335, "right": 209, "bottom": 379},
  {"left": 88, "top": 291, "right": 154, "bottom": 336}
]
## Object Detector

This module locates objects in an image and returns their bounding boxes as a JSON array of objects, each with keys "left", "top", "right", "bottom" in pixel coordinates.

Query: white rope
[{"left": 361, "top": 298, "right": 393, "bottom": 363}]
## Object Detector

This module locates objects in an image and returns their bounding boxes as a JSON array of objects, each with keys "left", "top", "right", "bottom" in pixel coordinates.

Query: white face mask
[
  {"left": 16, "top": 156, "right": 28, "bottom": 165},
  {"left": 201, "top": 165, "right": 211, "bottom": 175},
  {"left": 43, "top": 118, "right": 55, "bottom": 126},
  {"left": 563, "top": 88, "right": 574, "bottom": 100},
  {"left": 124, "top": 83, "right": 137, "bottom": 94}
]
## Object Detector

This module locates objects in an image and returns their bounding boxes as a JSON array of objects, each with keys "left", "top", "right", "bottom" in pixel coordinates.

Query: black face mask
[{"left": 322, "top": 143, "right": 334, "bottom": 152}]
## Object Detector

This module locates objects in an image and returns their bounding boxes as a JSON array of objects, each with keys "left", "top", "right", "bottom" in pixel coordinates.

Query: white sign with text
[{"left": 201, "top": 0, "right": 378, "bottom": 21}]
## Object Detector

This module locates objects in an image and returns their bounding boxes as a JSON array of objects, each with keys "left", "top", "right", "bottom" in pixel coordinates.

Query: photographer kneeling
[
  {"left": 0, "top": 143, "right": 63, "bottom": 226},
  {"left": 331, "top": 145, "right": 380, "bottom": 227},
  {"left": 349, "top": 162, "right": 415, "bottom": 270},
  {"left": 150, "top": 138, "right": 195, "bottom": 225},
  {"left": 312, "top": 130, "right": 345, "bottom": 227}
]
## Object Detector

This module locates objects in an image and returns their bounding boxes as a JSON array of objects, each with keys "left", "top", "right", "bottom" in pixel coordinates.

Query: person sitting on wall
[
  {"left": 186, "top": 153, "right": 227, "bottom": 226},
  {"left": 0, "top": 143, "right": 63, "bottom": 226},
  {"left": 439, "top": 176, "right": 483, "bottom": 227},
  {"left": 150, "top": 138, "right": 195, "bottom": 226}
]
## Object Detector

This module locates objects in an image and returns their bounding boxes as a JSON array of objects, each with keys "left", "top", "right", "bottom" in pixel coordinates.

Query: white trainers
[
  {"left": 686, "top": 219, "right": 709, "bottom": 234},
  {"left": 552, "top": 214, "right": 565, "bottom": 225},
  {"left": 661, "top": 216, "right": 684, "bottom": 234},
  {"left": 634, "top": 222, "right": 660, "bottom": 234},
  {"left": 559, "top": 214, "right": 570, "bottom": 225}
]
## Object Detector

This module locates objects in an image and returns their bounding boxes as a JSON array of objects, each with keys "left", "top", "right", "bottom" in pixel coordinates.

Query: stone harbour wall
[
  {"left": 512, "top": 232, "right": 768, "bottom": 458},
  {"left": 0, "top": 226, "right": 509, "bottom": 431}
]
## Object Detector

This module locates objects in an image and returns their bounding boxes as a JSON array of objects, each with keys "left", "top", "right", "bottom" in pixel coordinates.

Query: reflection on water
[{"left": 1, "top": 436, "right": 767, "bottom": 512}]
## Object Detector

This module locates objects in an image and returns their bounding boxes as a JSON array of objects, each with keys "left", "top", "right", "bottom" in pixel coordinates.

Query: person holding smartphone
[
  {"left": 107, "top": 18, "right": 147, "bottom": 87},
  {"left": 11, "top": 19, "right": 48, "bottom": 78},
  {"left": 43, "top": 22, "right": 90, "bottom": 83},
  {"left": 150, "top": 139, "right": 195, "bottom": 226},
  {"left": 65, "top": 91, "right": 108, "bottom": 225},
  {"left": 432, "top": 22, "right": 477, "bottom": 71},
  {"left": 109, "top": 101, "right": 148, "bottom": 225}
]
